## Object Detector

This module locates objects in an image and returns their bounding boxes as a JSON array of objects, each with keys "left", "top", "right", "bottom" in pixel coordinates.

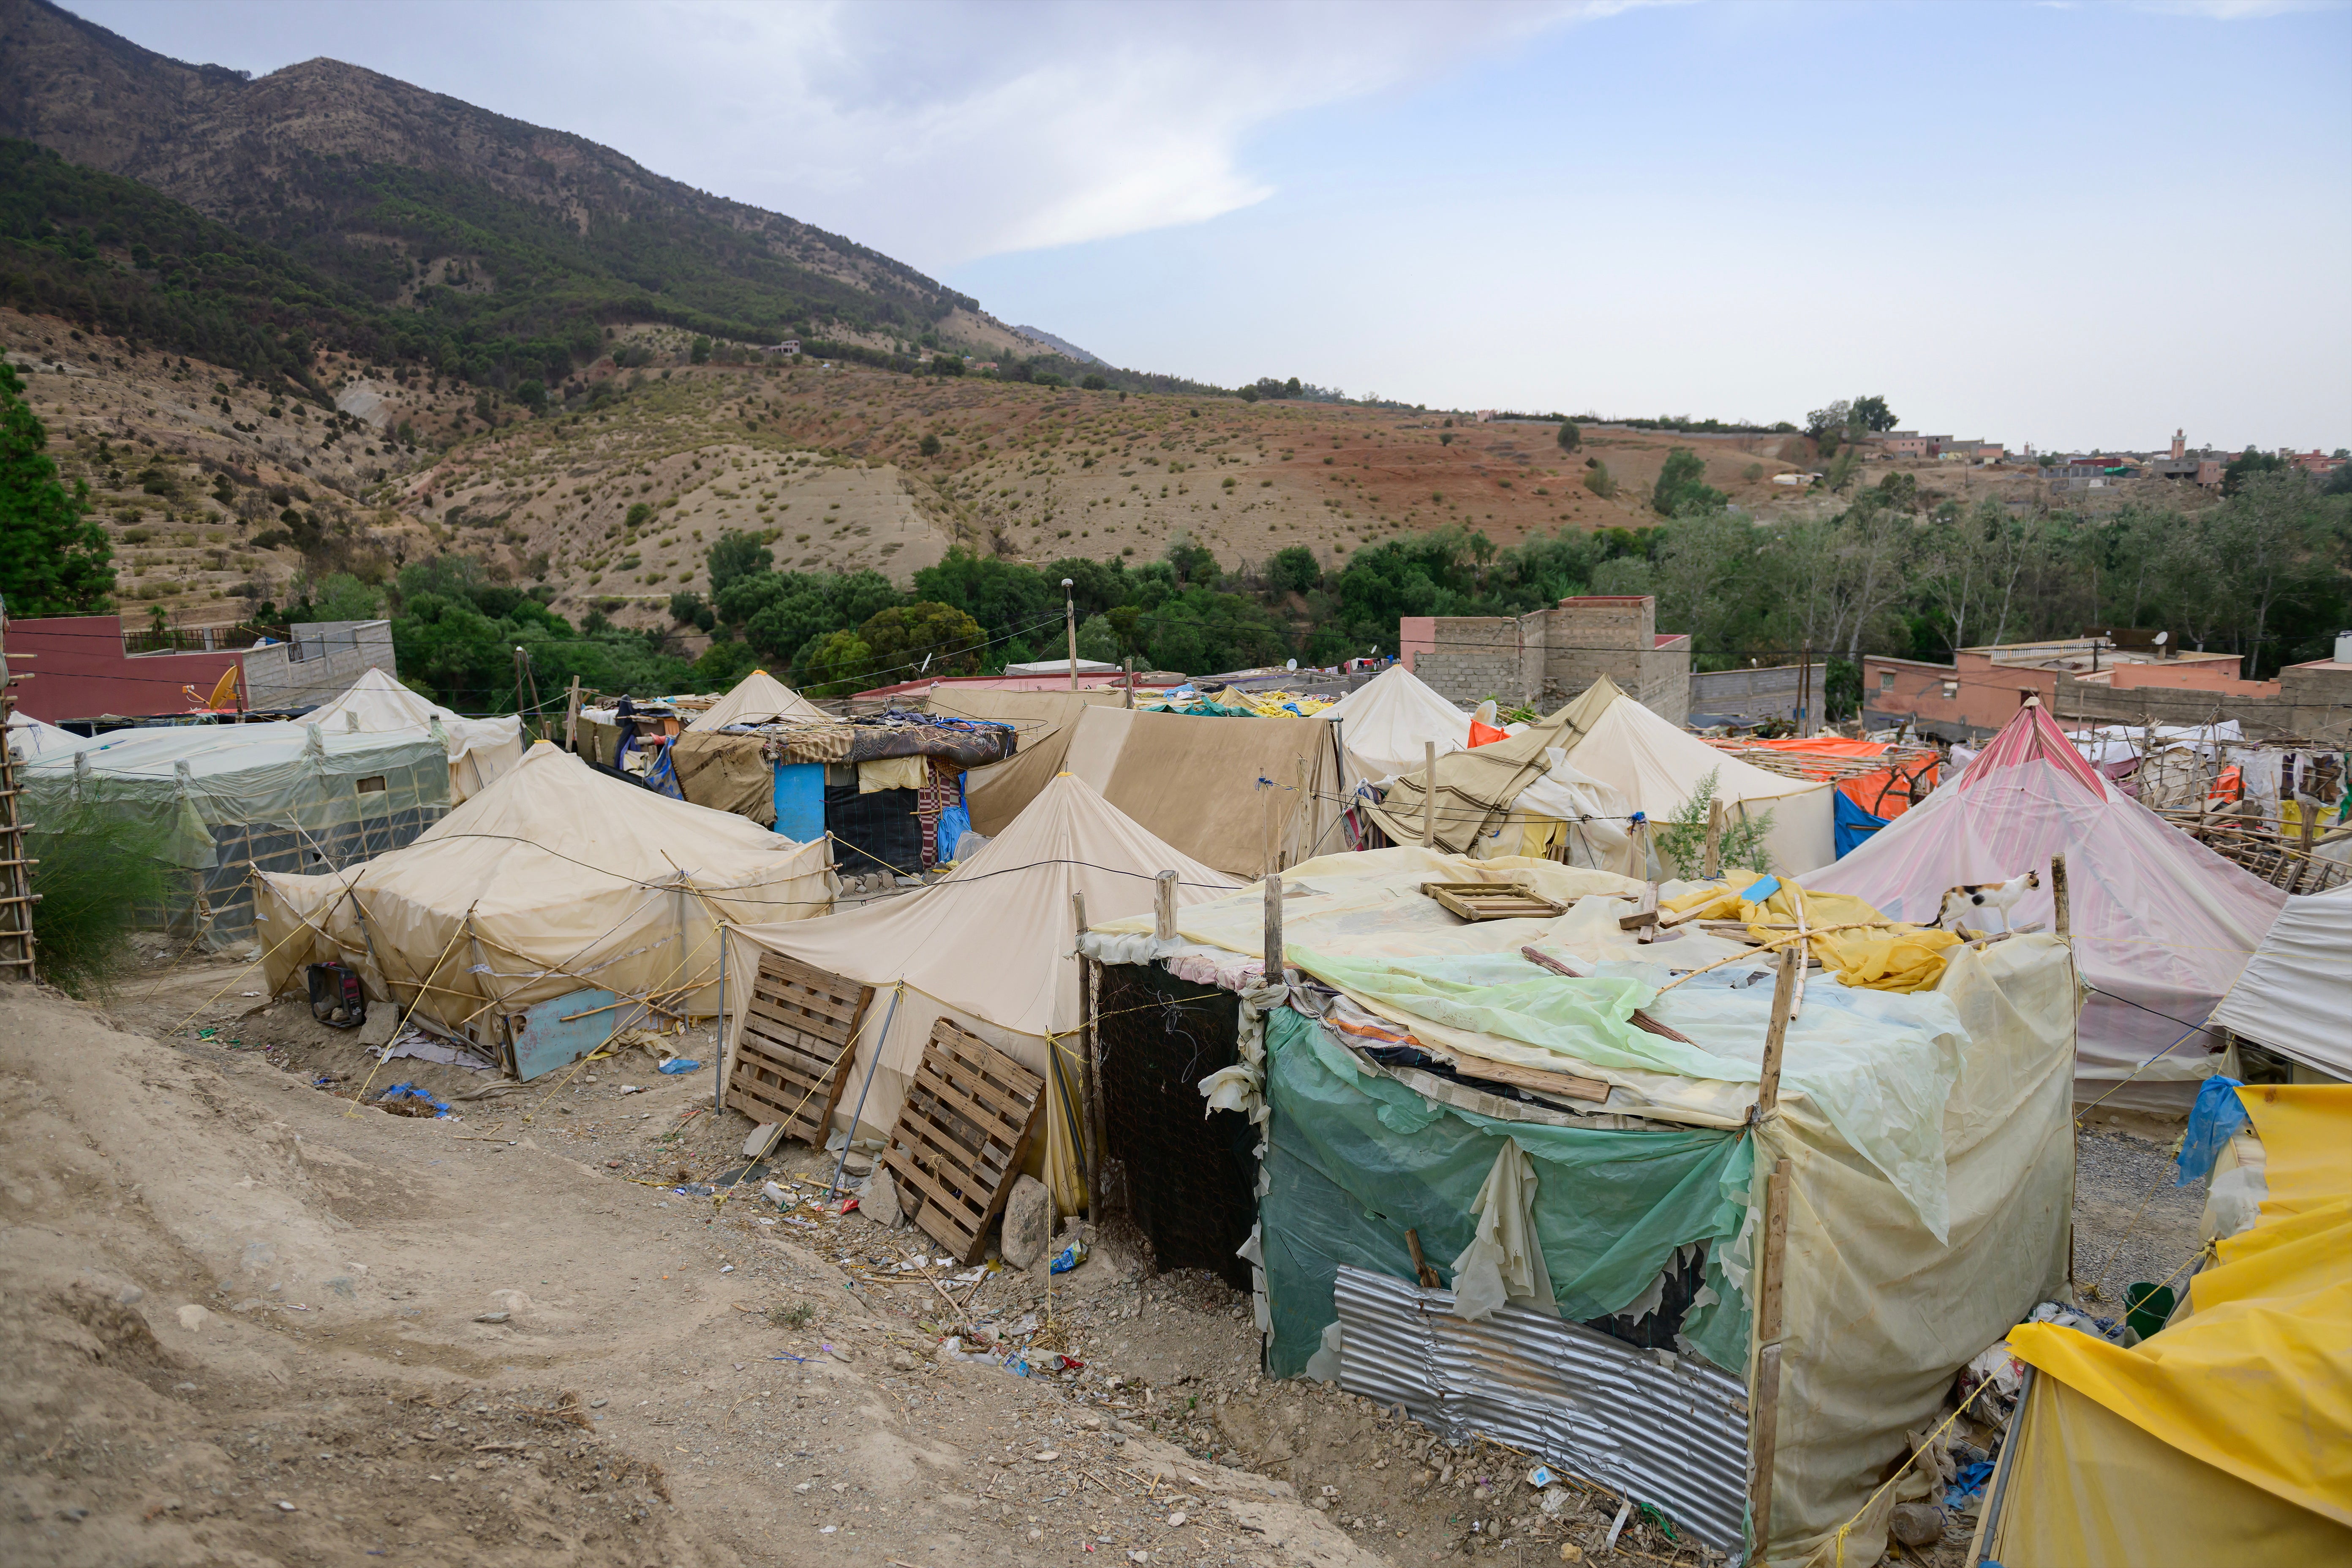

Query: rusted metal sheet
[{"left": 1332, "top": 1265, "right": 1750, "bottom": 1552}]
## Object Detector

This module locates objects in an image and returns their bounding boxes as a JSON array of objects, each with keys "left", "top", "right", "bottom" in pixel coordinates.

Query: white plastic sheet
[{"left": 2208, "top": 883, "right": 2352, "bottom": 1079}]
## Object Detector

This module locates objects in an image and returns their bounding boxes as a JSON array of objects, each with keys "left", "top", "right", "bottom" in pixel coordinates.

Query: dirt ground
[{"left": 3, "top": 952, "right": 2198, "bottom": 1568}]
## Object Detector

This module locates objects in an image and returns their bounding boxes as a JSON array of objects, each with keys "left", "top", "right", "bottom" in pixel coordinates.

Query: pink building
[{"left": 1862, "top": 639, "right": 2253, "bottom": 742}]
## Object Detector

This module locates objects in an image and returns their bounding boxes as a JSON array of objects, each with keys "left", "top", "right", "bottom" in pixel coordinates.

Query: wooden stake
[
  {"left": 2048, "top": 851, "right": 2070, "bottom": 938},
  {"left": 564, "top": 675, "right": 583, "bottom": 754},
  {"left": 1123, "top": 656, "right": 1135, "bottom": 710},
  {"left": 1421, "top": 740, "right": 1437, "bottom": 848},
  {"left": 1787, "top": 880, "right": 1809, "bottom": 1019},
  {"left": 2289, "top": 797, "right": 2317, "bottom": 896},
  {"left": 1073, "top": 891, "right": 1098, "bottom": 1220},
  {"left": 1749, "top": 1339, "right": 1783, "bottom": 1563},
  {"left": 1153, "top": 869, "right": 1177, "bottom": 943},
  {"left": 1263, "top": 873, "right": 1285, "bottom": 985},
  {"left": 1756, "top": 945, "right": 1799, "bottom": 1118},
  {"left": 1703, "top": 798, "right": 1723, "bottom": 879}
]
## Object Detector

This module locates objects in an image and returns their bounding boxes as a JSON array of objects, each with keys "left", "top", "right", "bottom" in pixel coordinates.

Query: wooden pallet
[
  {"left": 728, "top": 952, "right": 873, "bottom": 1146},
  {"left": 1419, "top": 880, "right": 1567, "bottom": 922},
  {"left": 882, "top": 1018, "right": 1045, "bottom": 1265}
]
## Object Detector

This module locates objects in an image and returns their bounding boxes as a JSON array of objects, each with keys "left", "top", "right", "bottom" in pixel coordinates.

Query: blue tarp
[{"left": 1832, "top": 789, "right": 1889, "bottom": 858}]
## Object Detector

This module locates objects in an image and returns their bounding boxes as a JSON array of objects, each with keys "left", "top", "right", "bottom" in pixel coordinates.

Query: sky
[{"left": 68, "top": 0, "right": 2352, "bottom": 452}]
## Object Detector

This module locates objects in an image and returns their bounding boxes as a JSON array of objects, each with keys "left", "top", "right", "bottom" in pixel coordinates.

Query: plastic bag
[
  {"left": 657, "top": 1057, "right": 703, "bottom": 1075},
  {"left": 2176, "top": 1075, "right": 2247, "bottom": 1186}
]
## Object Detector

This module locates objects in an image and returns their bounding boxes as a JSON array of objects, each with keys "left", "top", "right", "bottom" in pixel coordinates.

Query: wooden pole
[
  {"left": 1123, "top": 655, "right": 1135, "bottom": 710},
  {"left": 1749, "top": 1151, "right": 1794, "bottom": 1563},
  {"left": 1263, "top": 873, "right": 1285, "bottom": 985},
  {"left": 1153, "top": 870, "right": 1177, "bottom": 944},
  {"left": 1072, "top": 890, "right": 1098, "bottom": 1220},
  {"left": 564, "top": 675, "right": 583, "bottom": 754},
  {"left": 2289, "top": 795, "right": 2318, "bottom": 895},
  {"left": 1703, "top": 798, "right": 1723, "bottom": 879},
  {"left": 1756, "top": 945, "right": 1799, "bottom": 1118},
  {"left": 1421, "top": 740, "right": 1437, "bottom": 848},
  {"left": 2049, "top": 851, "right": 2070, "bottom": 938},
  {"left": 1064, "top": 579, "right": 1078, "bottom": 691},
  {"left": 0, "top": 613, "right": 36, "bottom": 981},
  {"left": 512, "top": 645, "right": 528, "bottom": 728}
]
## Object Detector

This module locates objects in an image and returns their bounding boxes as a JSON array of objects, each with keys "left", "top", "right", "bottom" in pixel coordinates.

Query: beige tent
[
  {"left": 305, "top": 667, "right": 525, "bottom": 802},
  {"left": 1059, "top": 706, "right": 1349, "bottom": 877},
  {"left": 258, "top": 742, "right": 831, "bottom": 1067},
  {"left": 1318, "top": 662, "right": 1473, "bottom": 783},
  {"left": 722, "top": 773, "right": 1239, "bottom": 1194},
  {"left": 924, "top": 688, "right": 1133, "bottom": 834},
  {"left": 1559, "top": 675, "right": 1833, "bottom": 874},
  {"left": 686, "top": 668, "right": 831, "bottom": 732},
  {"left": 1365, "top": 681, "right": 1634, "bottom": 869}
]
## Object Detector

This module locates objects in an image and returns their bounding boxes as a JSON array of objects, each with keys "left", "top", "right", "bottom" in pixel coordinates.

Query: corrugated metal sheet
[{"left": 1332, "top": 1265, "right": 1750, "bottom": 1552}]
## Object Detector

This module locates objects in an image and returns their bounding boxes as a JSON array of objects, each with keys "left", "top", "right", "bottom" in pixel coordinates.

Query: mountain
[
  {"left": 1014, "top": 325, "right": 1106, "bottom": 367},
  {"left": 0, "top": 0, "right": 1035, "bottom": 361}
]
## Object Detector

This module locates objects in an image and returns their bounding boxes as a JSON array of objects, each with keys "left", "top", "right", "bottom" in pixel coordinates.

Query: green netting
[
  {"left": 1262, "top": 1005, "right": 1753, "bottom": 1378},
  {"left": 20, "top": 722, "right": 448, "bottom": 869}
]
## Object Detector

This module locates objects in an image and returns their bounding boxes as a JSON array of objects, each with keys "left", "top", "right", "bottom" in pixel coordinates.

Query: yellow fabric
[
  {"left": 1516, "top": 817, "right": 1563, "bottom": 860},
  {"left": 857, "top": 754, "right": 930, "bottom": 793},
  {"left": 1662, "top": 878, "right": 1962, "bottom": 993},
  {"left": 2007, "top": 1084, "right": 2352, "bottom": 1529},
  {"left": 1990, "top": 1364, "right": 2352, "bottom": 1568}
]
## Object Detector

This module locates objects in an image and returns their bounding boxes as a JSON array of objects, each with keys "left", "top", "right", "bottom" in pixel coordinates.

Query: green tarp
[{"left": 1261, "top": 1005, "right": 1753, "bottom": 1378}]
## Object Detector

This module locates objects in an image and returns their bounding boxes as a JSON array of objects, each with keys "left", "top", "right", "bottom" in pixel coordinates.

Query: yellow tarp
[
  {"left": 2007, "top": 1084, "right": 2352, "bottom": 1530},
  {"left": 1661, "top": 878, "right": 1963, "bottom": 993}
]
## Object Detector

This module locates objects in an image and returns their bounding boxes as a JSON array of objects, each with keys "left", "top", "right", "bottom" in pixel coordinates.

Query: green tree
[
  {"left": 299, "top": 572, "right": 383, "bottom": 621},
  {"left": 0, "top": 363, "right": 114, "bottom": 615},
  {"left": 918, "top": 433, "right": 942, "bottom": 457},
  {"left": 514, "top": 378, "right": 547, "bottom": 413},
  {"left": 626, "top": 501, "right": 655, "bottom": 531},
  {"left": 690, "top": 336, "right": 713, "bottom": 365},
  {"left": 706, "top": 529, "right": 774, "bottom": 597},
  {"left": 1075, "top": 613, "right": 1120, "bottom": 662},
  {"left": 2221, "top": 447, "right": 2288, "bottom": 496},
  {"left": 1080, "top": 374, "right": 1108, "bottom": 391},
  {"left": 1557, "top": 420, "right": 1581, "bottom": 454},
  {"left": 1164, "top": 534, "right": 1220, "bottom": 587},
  {"left": 857, "top": 601, "right": 988, "bottom": 681},
  {"left": 1267, "top": 545, "right": 1323, "bottom": 594},
  {"left": 797, "top": 630, "right": 873, "bottom": 695},
  {"left": 1652, "top": 448, "right": 1727, "bottom": 515},
  {"left": 931, "top": 355, "right": 965, "bottom": 377},
  {"left": 1850, "top": 395, "right": 1898, "bottom": 433}
]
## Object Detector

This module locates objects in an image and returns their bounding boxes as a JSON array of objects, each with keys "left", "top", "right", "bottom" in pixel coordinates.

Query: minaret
[{"left": 2171, "top": 428, "right": 2186, "bottom": 461}]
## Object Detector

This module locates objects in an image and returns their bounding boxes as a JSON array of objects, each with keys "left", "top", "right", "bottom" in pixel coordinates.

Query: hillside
[{"left": 0, "top": 0, "right": 1037, "bottom": 365}]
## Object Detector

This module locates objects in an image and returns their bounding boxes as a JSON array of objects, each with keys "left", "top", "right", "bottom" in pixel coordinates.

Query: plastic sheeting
[
  {"left": 20, "top": 719, "right": 447, "bottom": 871},
  {"left": 1260, "top": 1004, "right": 1754, "bottom": 1378},
  {"left": 1831, "top": 789, "right": 1887, "bottom": 858},
  {"left": 723, "top": 773, "right": 1240, "bottom": 1203},
  {"left": 2209, "top": 883, "right": 2352, "bottom": 1080},
  {"left": 303, "top": 668, "right": 523, "bottom": 802},
  {"left": 2000, "top": 1084, "right": 2352, "bottom": 1555},
  {"left": 926, "top": 688, "right": 1151, "bottom": 834},
  {"left": 1317, "top": 662, "right": 1471, "bottom": 783},
  {"left": 1058, "top": 705, "right": 1349, "bottom": 878},
  {"left": 256, "top": 743, "right": 830, "bottom": 1052},
  {"left": 5, "top": 710, "right": 85, "bottom": 761},
  {"left": 1293, "top": 947, "right": 1967, "bottom": 1240},
  {"left": 1804, "top": 702, "right": 2285, "bottom": 1108}
]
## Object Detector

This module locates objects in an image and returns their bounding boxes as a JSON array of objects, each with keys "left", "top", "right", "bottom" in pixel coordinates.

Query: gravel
[{"left": 2072, "top": 1126, "right": 2206, "bottom": 1310}]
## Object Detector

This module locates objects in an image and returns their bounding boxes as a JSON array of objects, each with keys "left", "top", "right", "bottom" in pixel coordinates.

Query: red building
[{"left": 6, "top": 615, "right": 244, "bottom": 724}]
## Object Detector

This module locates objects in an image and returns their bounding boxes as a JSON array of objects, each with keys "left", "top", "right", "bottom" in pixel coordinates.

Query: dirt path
[{"left": 5, "top": 950, "right": 2191, "bottom": 1568}]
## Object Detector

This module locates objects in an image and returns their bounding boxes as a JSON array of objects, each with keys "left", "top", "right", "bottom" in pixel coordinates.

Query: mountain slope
[{"left": 0, "top": 0, "right": 996, "bottom": 352}]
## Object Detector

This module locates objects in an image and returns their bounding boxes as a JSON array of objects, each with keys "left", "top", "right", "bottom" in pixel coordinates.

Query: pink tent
[{"left": 1805, "top": 703, "right": 2284, "bottom": 1111}]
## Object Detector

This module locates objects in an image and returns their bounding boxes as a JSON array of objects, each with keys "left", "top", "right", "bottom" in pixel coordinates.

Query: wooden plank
[
  {"left": 1440, "top": 1048, "right": 1611, "bottom": 1104},
  {"left": 879, "top": 1017, "right": 1045, "bottom": 1265},
  {"left": 728, "top": 952, "right": 869, "bottom": 1147},
  {"left": 1749, "top": 1340, "right": 1783, "bottom": 1561},
  {"left": 1756, "top": 947, "right": 1799, "bottom": 1117},
  {"left": 1758, "top": 1157, "right": 1791, "bottom": 1343}
]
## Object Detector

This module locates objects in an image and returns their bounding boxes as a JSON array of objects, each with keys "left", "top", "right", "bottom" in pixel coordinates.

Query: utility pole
[
  {"left": 512, "top": 645, "right": 529, "bottom": 732},
  {"left": 1063, "top": 578, "right": 1077, "bottom": 691}
]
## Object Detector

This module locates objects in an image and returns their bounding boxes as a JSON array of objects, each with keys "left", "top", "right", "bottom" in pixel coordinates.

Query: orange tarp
[{"left": 1738, "top": 737, "right": 1937, "bottom": 821}]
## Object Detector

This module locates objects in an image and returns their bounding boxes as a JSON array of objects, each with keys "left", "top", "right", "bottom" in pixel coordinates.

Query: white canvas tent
[
  {"left": 1806, "top": 702, "right": 2287, "bottom": 1109},
  {"left": 1318, "top": 663, "right": 1472, "bottom": 782},
  {"left": 259, "top": 742, "right": 831, "bottom": 1064},
  {"left": 5, "top": 710, "right": 86, "bottom": 761},
  {"left": 686, "top": 668, "right": 831, "bottom": 732},
  {"left": 2208, "top": 883, "right": 2352, "bottom": 1082},
  {"left": 1557, "top": 675, "right": 1835, "bottom": 874},
  {"left": 305, "top": 668, "right": 524, "bottom": 802},
  {"left": 722, "top": 773, "right": 1240, "bottom": 1195}
]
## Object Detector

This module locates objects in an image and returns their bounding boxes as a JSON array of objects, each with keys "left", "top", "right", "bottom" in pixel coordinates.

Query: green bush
[
  {"left": 1652, "top": 768, "right": 1775, "bottom": 880},
  {"left": 27, "top": 794, "right": 172, "bottom": 998}
]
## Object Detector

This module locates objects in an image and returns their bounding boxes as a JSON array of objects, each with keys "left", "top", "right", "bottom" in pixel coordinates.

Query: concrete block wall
[
  {"left": 242, "top": 620, "right": 397, "bottom": 711},
  {"left": 1413, "top": 617, "right": 1522, "bottom": 708},
  {"left": 1689, "top": 662, "right": 1825, "bottom": 727},
  {"left": 1534, "top": 596, "right": 1654, "bottom": 708},
  {"left": 2054, "top": 669, "right": 2351, "bottom": 745}
]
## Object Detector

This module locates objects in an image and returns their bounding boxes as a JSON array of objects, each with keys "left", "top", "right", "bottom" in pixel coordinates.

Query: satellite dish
[
  {"left": 1286, "top": 659, "right": 1298, "bottom": 671},
  {"left": 2153, "top": 631, "right": 2169, "bottom": 645}
]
